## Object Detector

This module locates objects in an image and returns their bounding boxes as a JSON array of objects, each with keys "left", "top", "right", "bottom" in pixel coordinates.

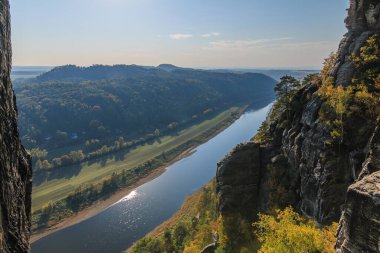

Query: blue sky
[{"left": 11, "top": 0, "right": 349, "bottom": 68}]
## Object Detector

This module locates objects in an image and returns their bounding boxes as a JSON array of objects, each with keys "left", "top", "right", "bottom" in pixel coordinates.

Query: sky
[{"left": 10, "top": 0, "right": 349, "bottom": 69}]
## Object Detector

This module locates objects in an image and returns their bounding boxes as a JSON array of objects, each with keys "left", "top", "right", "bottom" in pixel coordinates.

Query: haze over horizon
[{"left": 11, "top": 0, "right": 348, "bottom": 69}]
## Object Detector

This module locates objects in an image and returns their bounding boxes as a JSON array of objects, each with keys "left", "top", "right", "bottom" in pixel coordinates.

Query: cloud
[
  {"left": 205, "top": 37, "right": 292, "bottom": 50},
  {"left": 201, "top": 32, "right": 221, "bottom": 38},
  {"left": 169, "top": 34, "right": 193, "bottom": 40}
]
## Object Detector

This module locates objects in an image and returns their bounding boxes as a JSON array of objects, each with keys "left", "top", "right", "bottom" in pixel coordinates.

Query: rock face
[
  {"left": 217, "top": 81, "right": 353, "bottom": 223},
  {"left": 334, "top": 0, "right": 380, "bottom": 86},
  {"left": 216, "top": 0, "right": 380, "bottom": 251},
  {"left": 0, "top": 1, "right": 33, "bottom": 252},
  {"left": 336, "top": 172, "right": 380, "bottom": 253},
  {"left": 335, "top": 123, "right": 380, "bottom": 253},
  {"left": 216, "top": 143, "right": 263, "bottom": 220}
]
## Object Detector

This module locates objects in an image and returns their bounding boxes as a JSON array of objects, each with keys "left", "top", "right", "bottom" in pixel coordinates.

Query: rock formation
[
  {"left": 335, "top": 122, "right": 380, "bottom": 252},
  {"left": 216, "top": 0, "right": 380, "bottom": 252},
  {"left": 0, "top": 0, "right": 33, "bottom": 252},
  {"left": 336, "top": 171, "right": 380, "bottom": 253},
  {"left": 334, "top": 0, "right": 380, "bottom": 86},
  {"left": 216, "top": 143, "right": 263, "bottom": 220}
]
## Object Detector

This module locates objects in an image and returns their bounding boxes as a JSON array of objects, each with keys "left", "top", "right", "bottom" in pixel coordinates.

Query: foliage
[
  {"left": 28, "top": 148, "right": 48, "bottom": 160},
  {"left": 254, "top": 207, "right": 338, "bottom": 253},
  {"left": 129, "top": 237, "right": 162, "bottom": 253},
  {"left": 302, "top": 73, "right": 322, "bottom": 87},
  {"left": 217, "top": 214, "right": 258, "bottom": 253},
  {"left": 254, "top": 100, "right": 285, "bottom": 143},
  {"left": 274, "top": 75, "right": 301, "bottom": 121},
  {"left": 35, "top": 159, "right": 53, "bottom": 172},
  {"left": 351, "top": 35, "right": 380, "bottom": 88},
  {"left": 318, "top": 84, "right": 353, "bottom": 145},
  {"left": 318, "top": 35, "right": 380, "bottom": 147},
  {"left": 128, "top": 180, "right": 218, "bottom": 253},
  {"left": 254, "top": 120, "right": 271, "bottom": 143},
  {"left": 16, "top": 66, "right": 276, "bottom": 152},
  {"left": 321, "top": 52, "right": 337, "bottom": 82},
  {"left": 274, "top": 75, "right": 301, "bottom": 100},
  {"left": 264, "top": 163, "right": 293, "bottom": 210}
]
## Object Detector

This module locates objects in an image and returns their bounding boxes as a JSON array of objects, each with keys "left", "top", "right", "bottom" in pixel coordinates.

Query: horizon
[
  {"left": 11, "top": 0, "right": 348, "bottom": 69},
  {"left": 11, "top": 64, "right": 321, "bottom": 71}
]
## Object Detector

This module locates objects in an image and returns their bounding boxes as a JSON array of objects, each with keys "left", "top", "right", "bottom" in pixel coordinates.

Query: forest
[{"left": 15, "top": 65, "right": 276, "bottom": 158}]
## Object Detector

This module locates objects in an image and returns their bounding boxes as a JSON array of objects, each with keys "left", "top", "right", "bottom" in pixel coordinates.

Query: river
[{"left": 32, "top": 103, "right": 272, "bottom": 253}]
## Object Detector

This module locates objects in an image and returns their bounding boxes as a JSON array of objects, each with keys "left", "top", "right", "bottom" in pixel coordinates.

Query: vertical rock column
[
  {"left": 0, "top": 0, "right": 32, "bottom": 252},
  {"left": 335, "top": 171, "right": 380, "bottom": 253}
]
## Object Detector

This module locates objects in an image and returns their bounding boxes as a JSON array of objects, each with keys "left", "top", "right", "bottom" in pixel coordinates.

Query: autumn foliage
[{"left": 254, "top": 207, "right": 338, "bottom": 253}]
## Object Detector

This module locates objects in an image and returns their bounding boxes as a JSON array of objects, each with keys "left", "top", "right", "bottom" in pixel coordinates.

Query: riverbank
[
  {"left": 31, "top": 106, "right": 246, "bottom": 243},
  {"left": 126, "top": 180, "right": 217, "bottom": 253},
  {"left": 31, "top": 148, "right": 194, "bottom": 243}
]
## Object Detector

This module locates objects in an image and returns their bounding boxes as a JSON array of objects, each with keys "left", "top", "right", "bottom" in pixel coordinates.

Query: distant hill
[
  {"left": 211, "top": 68, "right": 319, "bottom": 81},
  {"left": 15, "top": 65, "right": 277, "bottom": 149},
  {"left": 157, "top": 64, "right": 183, "bottom": 72},
  {"left": 33, "top": 64, "right": 166, "bottom": 82}
]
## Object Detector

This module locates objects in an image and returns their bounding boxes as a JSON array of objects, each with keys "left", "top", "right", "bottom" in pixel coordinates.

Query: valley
[
  {"left": 15, "top": 65, "right": 276, "bottom": 243},
  {"left": 31, "top": 105, "right": 245, "bottom": 235},
  {"left": 31, "top": 104, "right": 273, "bottom": 253},
  {"left": 0, "top": 1, "right": 378, "bottom": 253}
]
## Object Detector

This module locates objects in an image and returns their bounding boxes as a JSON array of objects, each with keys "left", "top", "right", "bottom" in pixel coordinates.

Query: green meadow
[{"left": 32, "top": 107, "right": 241, "bottom": 211}]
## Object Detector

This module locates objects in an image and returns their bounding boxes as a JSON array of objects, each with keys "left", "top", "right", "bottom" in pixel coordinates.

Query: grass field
[{"left": 32, "top": 107, "right": 242, "bottom": 211}]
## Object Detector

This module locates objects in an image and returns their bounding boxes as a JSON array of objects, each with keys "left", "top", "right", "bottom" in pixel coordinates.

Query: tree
[
  {"left": 60, "top": 155, "right": 72, "bottom": 166},
  {"left": 129, "top": 237, "right": 162, "bottom": 253},
  {"left": 41, "top": 160, "right": 53, "bottom": 170},
  {"left": 274, "top": 75, "right": 301, "bottom": 122},
  {"left": 114, "top": 137, "right": 126, "bottom": 149},
  {"left": 168, "top": 122, "right": 178, "bottom": 130},
  {"left": 163, "top": 229, "right": 175, "bottom": 253},
  {"left": 154, "top": 129, "right": 161, "bottom": 138},
  {"left": 173, "top": 223, "right": 188, "bottom": 248},
  {"left": 52, "top": 157, "right": 62, "bottom": 167},
  {"left": 254, "top": 207, "right": 338, "bottom": 253},
  {"left": 321, "top": 52, "right": 337, "bottom": 81},
  {"left": 302, "top": 73, "right": 321, "bottom": 87},
  {"left": 353, "top": 84, "right": 380, "bottom": 120},
  {"left": 351, "top": 35, "right": 380, "bottom": 88},
  {"left": 69, "top": 150, "right": 85, "bottom": 163},
  {"left": 35, "top": 159, "right": 43, "bottom": 172},
  {"left": 319, "top": 84, "right": 353, "bottom": 148},
  {"left": 29, "top": 148, "right": 48, "bottom": 160}
]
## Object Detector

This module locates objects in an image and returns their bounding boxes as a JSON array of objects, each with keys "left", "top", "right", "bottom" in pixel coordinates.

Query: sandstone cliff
[
  {"left": 336, "top": 125, "right": 380, "bottom": 253},
  {"left": 0, "top": 0, "right": 33, "bottom": 252},
  {"left": 216, "top": 0, "right": 380, "bottom": 252}
]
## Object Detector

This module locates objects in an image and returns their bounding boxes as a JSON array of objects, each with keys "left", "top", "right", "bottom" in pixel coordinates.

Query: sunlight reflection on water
[{"left": 113, "top": 190, "right": 139, "bottom": 206}]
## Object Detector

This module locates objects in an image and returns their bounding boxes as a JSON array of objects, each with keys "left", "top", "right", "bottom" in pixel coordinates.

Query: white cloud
[
  {"left": 169, "top": 34, "right": 193, "bottom": 40},
  {"left": 201, "top": 32, "right": 221, "bottom": 38},
  {"left": 205, "top": 37, "right": 292, "bottom": 50}
]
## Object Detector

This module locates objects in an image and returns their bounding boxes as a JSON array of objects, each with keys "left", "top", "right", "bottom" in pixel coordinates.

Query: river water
[{"left": 32, "top": 103, "right": 272, "bottom": 253}]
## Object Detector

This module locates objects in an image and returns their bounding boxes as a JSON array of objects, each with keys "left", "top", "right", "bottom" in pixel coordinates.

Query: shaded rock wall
[
  {"left": 335, "top": 123, "right": 380, "bottom": 253},
  {"left": 336, "top": 171, "right": 380, "bottom": 253},
  {"left": 0, "top": 0, "right": 32, "bottom": 252},
  {"left": 216, "top": 142, "right": 263, "bottom": 219}
]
